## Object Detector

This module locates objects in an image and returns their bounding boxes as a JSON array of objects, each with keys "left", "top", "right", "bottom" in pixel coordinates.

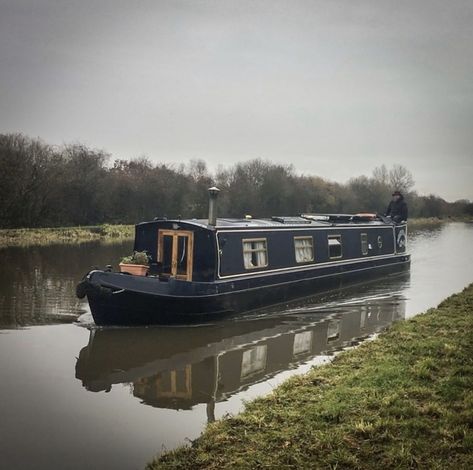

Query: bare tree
[
  {"left": 388, "top": 164, "right": 415, "bottom": 193},
  {"left": 372, "top": 164, "right": 389, "bottom": 185},
  {"left": 0, "top": 133, "right": 469, "bottom": 228}
]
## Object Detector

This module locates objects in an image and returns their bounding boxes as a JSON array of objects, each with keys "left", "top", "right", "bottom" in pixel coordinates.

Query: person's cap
[{"left": 392, "top": 190, "right": 402, "bottom": 196}]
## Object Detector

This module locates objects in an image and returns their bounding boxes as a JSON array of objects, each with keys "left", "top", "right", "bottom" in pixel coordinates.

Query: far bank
[
  {"left": 0, "top": 224, "right": 134, "bottom": 248},
  {"left": 1, "top": 217, "right": 469, "bottom": 248}
]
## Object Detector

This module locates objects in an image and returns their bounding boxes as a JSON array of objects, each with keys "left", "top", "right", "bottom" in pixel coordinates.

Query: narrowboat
[{"left": 76, "top": 187, "right": 410, "bottom": 326}]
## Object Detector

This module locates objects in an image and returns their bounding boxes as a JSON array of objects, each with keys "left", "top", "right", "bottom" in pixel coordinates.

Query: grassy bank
[
  {"left": 407, "top": 217, "right": 445, "bottom": 229},
  {"left": 407, "top": 217, "right": 453, "bottom": 229},
  {"left": 149, "top": 284, "right": 473, "bottom": 469},
  {"left": 0, "top": 224, "right": 134, "bottom": 247}
]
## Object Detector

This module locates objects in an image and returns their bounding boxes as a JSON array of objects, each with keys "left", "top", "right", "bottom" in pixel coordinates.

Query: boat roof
[{"left": 137, "top": 214, "right": 393, "bottom": 230}]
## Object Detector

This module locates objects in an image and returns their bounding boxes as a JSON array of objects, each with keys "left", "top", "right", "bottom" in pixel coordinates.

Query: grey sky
[{"left": 1, "top": 0, "right": 472, "bottom": 201}]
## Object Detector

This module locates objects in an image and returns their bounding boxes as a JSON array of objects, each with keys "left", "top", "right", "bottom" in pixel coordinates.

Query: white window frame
[
  {"left": 294, "top": 236, "right": 314, "bottom": 263},
  {"left": 327, "top": 319, "right": 341, "bottom": 342},
  {"left": 240, "top": 345, "right": 267, "bottom": 379},
  {"left": 242, "top": 238, "right": 268, "bottom": 269},
  {"left": 328, "top": 234, "right": 343, "bottom": 259},
  {"left": 293, "top": 330, "right": 313, "bottom": 356}
]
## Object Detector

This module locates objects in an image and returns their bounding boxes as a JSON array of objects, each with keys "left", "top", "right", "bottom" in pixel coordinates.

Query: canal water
[{"left": 1, "top": 223, "right": 472, "bottom": 470}]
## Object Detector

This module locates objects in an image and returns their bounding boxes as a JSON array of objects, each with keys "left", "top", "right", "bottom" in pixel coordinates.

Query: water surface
[{"left": 0, "top": 223, "right": 472, "bottom": 470}]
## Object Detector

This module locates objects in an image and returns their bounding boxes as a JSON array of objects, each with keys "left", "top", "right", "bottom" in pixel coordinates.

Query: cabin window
[
  {"left": 242, "top": 238, "right": 268, "bottom": 269},
  {"left": 294, "top": 236, "right": 314, "bottom": 263},
  {"left": 327, "top": 320, "right": 341, "bottom": 342},
  {"left": 361, "top": 233, "right": 368, "bottom": 255},
  {"left": 328, "top": 235, "right": 342, "bottom": 259},
  {"left": 241, "top": 345, "right": 267, "bottom": 379},
  {"left": 293, "top": 331, "right": 313, "bottom": 355}
]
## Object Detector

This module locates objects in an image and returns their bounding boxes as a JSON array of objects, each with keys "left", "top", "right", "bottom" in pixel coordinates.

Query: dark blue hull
[{"left": 83, "top": 254, "right": 410, "bottom": 326}]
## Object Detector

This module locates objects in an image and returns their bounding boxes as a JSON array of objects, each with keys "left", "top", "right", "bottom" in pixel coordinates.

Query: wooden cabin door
[{"left": 158, "top": 230, "right": 194, "bottom": 281}]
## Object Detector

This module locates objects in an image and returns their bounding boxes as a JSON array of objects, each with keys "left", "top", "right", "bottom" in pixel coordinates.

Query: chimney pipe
[{"left": 208, "top": 187, "right": 220, "bottom": 226}]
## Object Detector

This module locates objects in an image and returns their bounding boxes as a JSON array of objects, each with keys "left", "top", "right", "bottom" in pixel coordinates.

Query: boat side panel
[
  {"left": 87, "top": 256, "right": 410, "bottom": 325},
  {"left": 217, "top": 226, "right": 396, "bottom": 278},
  {"left": 134, "top": 224, "right": 159, "bottom": 261}
]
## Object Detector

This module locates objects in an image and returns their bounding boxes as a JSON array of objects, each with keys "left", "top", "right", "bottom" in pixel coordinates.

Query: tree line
[{"left": 0, "top": 133, "right": 471, "bottom": 229}]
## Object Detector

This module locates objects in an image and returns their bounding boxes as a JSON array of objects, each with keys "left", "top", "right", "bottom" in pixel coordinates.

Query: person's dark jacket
[{"left": 385, "top": 196, "right": 408, "bottom": 222}]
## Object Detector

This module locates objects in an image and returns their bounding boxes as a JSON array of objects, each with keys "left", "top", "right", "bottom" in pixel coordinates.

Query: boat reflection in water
[{"left": 76, "top": 280, "right": 407, "bottom": 421}]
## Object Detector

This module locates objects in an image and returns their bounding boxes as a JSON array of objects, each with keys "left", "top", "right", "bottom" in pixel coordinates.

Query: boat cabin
[{"left": 133, "top": 213, "right": 407, "bottom": 283}]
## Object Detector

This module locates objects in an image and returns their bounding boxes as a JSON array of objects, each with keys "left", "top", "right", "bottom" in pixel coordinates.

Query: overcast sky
[{"left": 1, "top": 0, "right": 472, "bottom": 201}]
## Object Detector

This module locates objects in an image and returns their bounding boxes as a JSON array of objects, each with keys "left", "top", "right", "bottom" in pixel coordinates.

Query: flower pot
[{"left": 119, "top": 263, "right": 149, "bottom": 276}]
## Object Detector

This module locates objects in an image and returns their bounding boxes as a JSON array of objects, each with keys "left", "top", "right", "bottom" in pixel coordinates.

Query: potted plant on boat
[{"left": 119, "top": 251, "right": 150, "bottom": 276}]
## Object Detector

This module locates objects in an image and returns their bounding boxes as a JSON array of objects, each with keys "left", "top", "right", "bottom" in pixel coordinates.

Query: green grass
[
  {"left": 148, "top": 284, "right": 473, "bottom": 469},
  {"left": 0, "top": 224, "right": 134, "bottom": 247}
]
